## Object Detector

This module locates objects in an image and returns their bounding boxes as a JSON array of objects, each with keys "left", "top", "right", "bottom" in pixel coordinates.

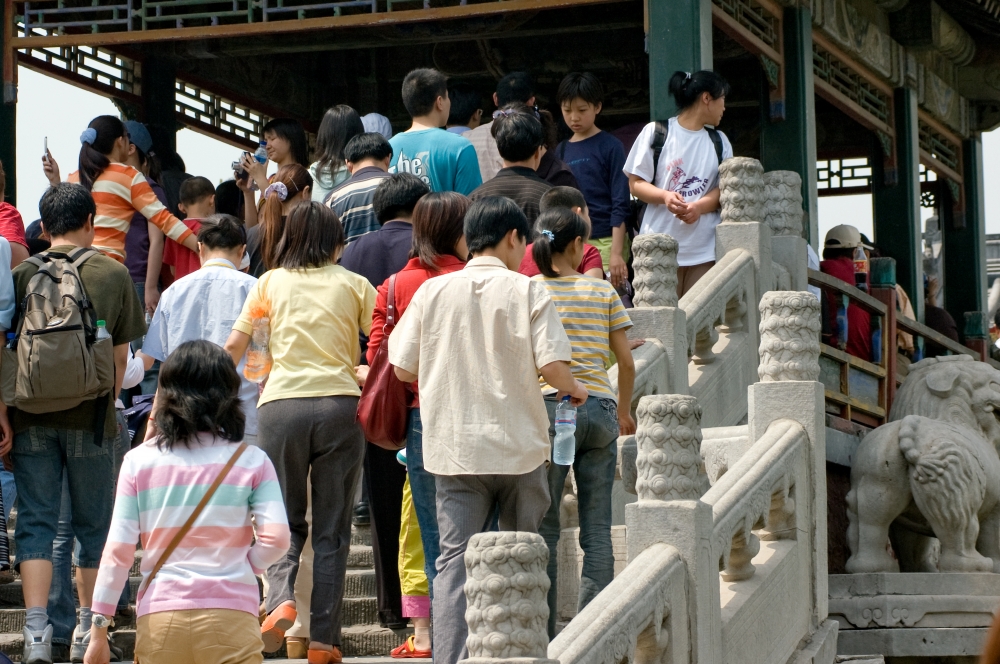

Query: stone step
[
  {"left": 351, "top": 525, "right": 372, "bottom": 547},
  {"left": 0, "top": 628, "right": 135, "bottom": 662},
  {"left": 0, "top": 578, "right": 142, "bottom": 609},
  {"left": 344, "top": 568, "right": 376, "bottom": 599},
  {"left": 0, "top": 607, "right": 137, "bottom": 634},
  {"left": 342, "top": 597, "right": 378, "bottom": 627},
  {"left": 348, "top": 545, "right": 374, "bottom": 569}
]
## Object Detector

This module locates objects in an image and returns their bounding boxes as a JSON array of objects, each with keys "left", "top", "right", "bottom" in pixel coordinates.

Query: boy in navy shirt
[{"left": 556, "top": 72, "right": 631, "bottom": 288}]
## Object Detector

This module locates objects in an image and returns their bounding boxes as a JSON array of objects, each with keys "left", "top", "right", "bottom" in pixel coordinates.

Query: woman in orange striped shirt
[{"left": 76, "top": 116, "right": 198, "bottom": 263}]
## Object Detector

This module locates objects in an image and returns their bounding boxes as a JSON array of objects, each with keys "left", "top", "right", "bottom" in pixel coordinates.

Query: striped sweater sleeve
[
  {"left": 129, "top": 171, "right": 193, "bottom": 245},
  {"left": 91, "top": 457, "right": 141, "bottom": 617},
  {"left": 247, "top": 454, "right": 290, "bottom": 574}
]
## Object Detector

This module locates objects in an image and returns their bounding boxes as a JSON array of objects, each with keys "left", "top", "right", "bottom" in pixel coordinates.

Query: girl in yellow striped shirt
[{"left": 531, "top": 207, "right": 636, "bottom": 637}]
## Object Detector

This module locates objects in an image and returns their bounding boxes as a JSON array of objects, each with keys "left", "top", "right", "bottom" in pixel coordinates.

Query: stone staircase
[{"left": 0, "top": 516, "right": 405, "bottom": 661}]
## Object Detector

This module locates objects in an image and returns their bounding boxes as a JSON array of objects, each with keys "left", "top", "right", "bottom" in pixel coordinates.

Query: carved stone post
[
  {"left": 631, "top": 234, "right": 679, "bottom": 308},
  {"left": 719, "top": 157, "right": 766, "bottom": 223},
  {"left": 758, "top": 290, "right": 821, "bottom": 382},
  {"left": 748, "top": 290, "right": 828, "bottom": 627},
  {"left": 762, "top": 170, "right": 804, "bottom": 237},
  {"left": 634, "top": 394, "right": 707, "bottom": 502},
  {"left": 462, "top": 532, "right": 556, "bottom": 664}
]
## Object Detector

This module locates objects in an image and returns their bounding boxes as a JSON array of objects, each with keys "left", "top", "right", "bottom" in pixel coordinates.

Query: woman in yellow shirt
[{"left": 225, "top": 201, "right": 376, "bottom": 664}]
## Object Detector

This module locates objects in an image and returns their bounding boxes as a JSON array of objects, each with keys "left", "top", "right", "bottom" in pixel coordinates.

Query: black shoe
[
  {"left": 380, "top": 611, "right": 408, "bottom": 630},
  {"left": 108, "top": 632, "right": 124, "bottom": 661},
  {"left": 51, "top": 642, "right": 70, "bottom": 663},
  {"left": 352, "top": 501, "right": 370, "bottom": 527}
]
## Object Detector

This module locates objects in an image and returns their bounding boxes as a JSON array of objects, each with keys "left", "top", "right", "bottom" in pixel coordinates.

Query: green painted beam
[
  {"left": 943, "top": 135, "right": 988, "bottom": 323},
  {"left": 873, "top": 87, "right": 923, "bottom": 322},
  {"left": 1, "top": 27, "right": 16, "bottom": 207},
  {"left": 760, "top": 6, "right": 817, "bottom": 247},
  {"left": 647, "top": 0, "right": 712, "bottom": 120}
]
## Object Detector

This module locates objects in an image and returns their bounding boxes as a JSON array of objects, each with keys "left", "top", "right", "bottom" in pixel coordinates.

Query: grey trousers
[
  {"left": 257, "top": 395, "right": 365, "bottom": 646},
  {"left": 432, "top": 465, "right": 550, "bottom": 664}
]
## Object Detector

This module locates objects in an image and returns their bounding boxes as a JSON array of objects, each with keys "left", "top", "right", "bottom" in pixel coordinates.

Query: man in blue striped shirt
[{"left": 325, "top": 132, "right": 393, "bottom": 243}]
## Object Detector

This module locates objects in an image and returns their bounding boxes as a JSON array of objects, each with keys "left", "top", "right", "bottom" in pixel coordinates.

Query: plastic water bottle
[
  {"left": 853, "top": 245, "right": 869, "bottom": 293},
  {"left": 243, "top": 304, "right": 273, "bottom": 383},
  {"left": 254, "top": 140, "right": 268, "bottom": 165},
  {"left": 95, "top": 320, "right": 110, "bottom": 341},
  {"left": 552, "top": 396, "right": 577, "bottom": 465}
]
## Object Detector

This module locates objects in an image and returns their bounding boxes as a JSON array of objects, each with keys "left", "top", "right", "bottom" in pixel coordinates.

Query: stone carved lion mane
[{"left": 846, "top": 355, "right": 1000, "bottom": 573}]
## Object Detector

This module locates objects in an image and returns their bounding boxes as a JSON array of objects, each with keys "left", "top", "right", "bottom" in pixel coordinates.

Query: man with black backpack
[{"left": 9, "top": 183, "right": 145, "bottom": 664}]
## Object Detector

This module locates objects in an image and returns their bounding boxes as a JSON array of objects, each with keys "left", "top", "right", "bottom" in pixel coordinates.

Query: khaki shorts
[{"left": 135, "top": 609, "right": 263, "bottom": 664}]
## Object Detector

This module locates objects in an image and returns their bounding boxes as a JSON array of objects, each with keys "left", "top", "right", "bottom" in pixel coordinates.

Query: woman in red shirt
[{"left": 365, "top": 192, "right": 468, "bottom": 659}]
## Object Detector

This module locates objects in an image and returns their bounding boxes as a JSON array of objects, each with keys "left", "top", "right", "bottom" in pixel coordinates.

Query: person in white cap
[{"left": 819, "top": 224, "right": 873, "bottom": 361}]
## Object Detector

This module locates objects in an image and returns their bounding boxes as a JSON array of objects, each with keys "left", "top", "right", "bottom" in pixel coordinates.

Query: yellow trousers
[{"left": 398, "top": 476, "right": 430, "bottom": 617}]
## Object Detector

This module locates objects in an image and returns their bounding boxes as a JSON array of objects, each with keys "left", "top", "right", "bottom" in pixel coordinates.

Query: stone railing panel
[
  {"left": 634, "top": 394, "right": 708, "bottom": 502},
  {"left": 631, "top": 234, "right": 678, "bottom": 308},
  {"left": 679, "top": 249, "right": 756, "bottom": 366},
  {"left": 719, "top": 157, "right": 766, "bottom": 223}
]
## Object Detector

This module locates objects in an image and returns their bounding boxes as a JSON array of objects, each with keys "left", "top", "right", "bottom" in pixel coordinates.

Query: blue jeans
[
  {"left": 404, "top": 409, "right": 439, "bottom": 589},
  {"left": 0, "top": 470, "right": 16, "bottom": 520},
  {"left": 538, "top": 396, "right": 619, "bottom": 637},
  {"left": 49, "top": 411, "right": 133, "bottom": 643}
]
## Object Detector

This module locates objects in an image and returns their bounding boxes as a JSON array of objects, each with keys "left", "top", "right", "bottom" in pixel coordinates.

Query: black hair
[
  {"left": 464, "top": 196, "right": 530, "bottom": 254},
  {"left": 78, "top": 115, "right": 127, "bottom": 191},
  {"left": 274, "top": 202, "right": 345, "bottom": 270},
  {"left": 215, "top": 180, "right": 243, "bottom": 217},
  {"left": 491, "top": 105, "right": 545, "bottom": 162},
  {"left": 401, "top": 68, "right": 448, "bottom": 118},
  {"left": 314, "top": 105, "right": 365, "bottom": 187},
  {"left": 344, "top": 133, "right": 393, "bottom": 164},
  {"left": 136, "top": 146, "right": 162, "bottom": 184},
  {"left": 198, "top": 214, "right": 246, "bottom": 250},
  {"left": 262, "top": 118, "right": 310, "bottom": 167},
  {"left": 447, "top": 81, "right": 481, "bottom": 127},
  {"left": 373, "top": 173, "right": 430, "bottom": 223},
  {"left": 539, "top": 186, "right": 588, "bottom": 214},
  {"left": 154, "top": 340, "right": 245, "bottom": 450},
  {"left": 179, "top": 176, "right": 216, "bottom": 206},
  {"left": 668, "top": 70, "right": 730, "bottom": 111},
  {"left": 557, "top": 72, "right": 604, "bottom": 106},
  {"left": 531, "top": 208, "right": 590, "bottom": 278},
  {"left": 39, "top": 183, "right": 96, "bottom": 238},
  {"left": 496, "top": 71, "right": 534, "bottom": 107},
  {"left": 822, "top": 247, "right": 855, "bottom": 261}
]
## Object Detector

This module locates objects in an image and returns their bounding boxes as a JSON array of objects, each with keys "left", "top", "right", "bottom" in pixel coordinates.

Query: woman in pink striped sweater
[{"left": 84, "top": 340, "right": 290, "bottom": 664}]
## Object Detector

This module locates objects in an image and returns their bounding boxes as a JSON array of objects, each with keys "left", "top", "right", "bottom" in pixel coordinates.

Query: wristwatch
[{"left": 92, "top": 614, "right": 113, "bottom": 629}]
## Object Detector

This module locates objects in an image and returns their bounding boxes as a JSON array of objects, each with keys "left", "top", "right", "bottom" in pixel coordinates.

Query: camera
[{"left": 232, "top": 152, "right": 251, "bottom": 178}]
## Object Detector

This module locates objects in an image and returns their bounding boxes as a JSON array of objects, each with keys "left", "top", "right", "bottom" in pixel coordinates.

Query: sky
[{"left": 11, "top": 65, "right": 1000, "bottom": 241}]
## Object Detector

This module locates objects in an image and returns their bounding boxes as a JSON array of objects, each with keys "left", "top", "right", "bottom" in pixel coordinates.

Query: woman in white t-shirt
[{"left": 624, "top": 70, "right": 733, "bottom": 297}]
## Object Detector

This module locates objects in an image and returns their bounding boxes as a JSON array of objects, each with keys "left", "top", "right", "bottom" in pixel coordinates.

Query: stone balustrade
[
  {"left": 719, "top": 157, "right": 766, "bottom": 223},
  {"left": 758, "top": 290, "right": 821, "bottom": 382},
  {"left": 634, "top": 394, "right": 707, "bottom": 502},
  {"left": 679, "top": 249, "right": 756, "bottom": 365},
  {"left": 631, "top": 233, "right": 679, "bottom": 308},
  {"left": 763, "top": 170, "right": 804, "bottom": 237}
]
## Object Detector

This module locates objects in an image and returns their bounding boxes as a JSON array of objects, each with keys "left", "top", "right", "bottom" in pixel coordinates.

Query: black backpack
[{"left": 631, "top": 121, "right": 724, "bottom": 234}]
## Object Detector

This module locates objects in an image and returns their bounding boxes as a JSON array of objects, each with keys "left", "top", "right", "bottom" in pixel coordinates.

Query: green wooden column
[
  {"left": 760, "top": 6, "right": 818, "bottom": 247},
  {"left": 647, "top": 0, "right": 712, "bottom": 119},
  {"left": 873, "top": 87, "right": 923, "bottom": 321},
  {"left": 141, "top": 56, "right": 177, "bottom": 153},
  {"left": 1, "top": 26, "right": 16, "bottom": 206},
  {"left": 942, "top": 135, "right": 987, "bottom": 322}
]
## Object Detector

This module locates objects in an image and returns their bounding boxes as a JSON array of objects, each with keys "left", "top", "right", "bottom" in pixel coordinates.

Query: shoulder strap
[
  {"left": 68, "top": 247, "right": 99, "bottom": 269},
  {"left": 386, "top": 274, "right": 398, "bottom": 330},
  {"left": 650, "top": 121, "right": 669, "bottom": 181},
  {"left": 706, "top": 127, "right": 724, "bottom": 164},
  {"left": 138, "top": 442, "right": 249, "bottom": 597}
]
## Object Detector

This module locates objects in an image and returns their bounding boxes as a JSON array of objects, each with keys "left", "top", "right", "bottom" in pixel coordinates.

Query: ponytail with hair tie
[{"left": 531, "top": 208, "right": 590, "bottom": 279}]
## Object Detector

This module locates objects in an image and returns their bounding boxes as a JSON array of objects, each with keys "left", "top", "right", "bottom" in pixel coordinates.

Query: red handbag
[{"left": 357, "top": 274, "right": 411, "bottom": 450}]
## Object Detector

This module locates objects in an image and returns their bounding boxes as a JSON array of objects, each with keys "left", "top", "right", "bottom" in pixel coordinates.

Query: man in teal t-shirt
[{"left": 389, "top": 68, "right": 483, "bottom": 196}]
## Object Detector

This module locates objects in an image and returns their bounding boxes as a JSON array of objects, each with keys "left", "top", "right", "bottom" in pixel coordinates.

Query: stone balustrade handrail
[
  {"left": 547, "top": 543, "right": 688, "bottom": 664},
  {"left": 608, "top": 337, "right": 668, "bottom": 411},
  {"left": 701, "top": 418, "right": 806, "bottom": 581},
  {"left": 679, "top": 249, "right": 755, "bottom": 364}
]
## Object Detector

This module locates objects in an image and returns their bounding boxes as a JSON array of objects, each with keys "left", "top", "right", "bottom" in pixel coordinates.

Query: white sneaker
[
  {"left": 69, "top": 625, "right": 90, "bottom": 663},
  {"left": 22, "top": 624, "right": 53, "bottom": 664}
]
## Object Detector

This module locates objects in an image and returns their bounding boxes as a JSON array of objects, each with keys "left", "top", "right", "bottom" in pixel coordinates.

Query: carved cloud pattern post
[
  {"left": 462, "top": 532, "right": 556, "bottom": 664},
  {"left": 762, "top": 170, "right": 804, "bottom": 237},
  {"left": 758, "top": 291, "right": 821, "bottom": 382},
  {"left": 631, "top": 234, "right": 679, "bottom": 308},
  {"left": 719, "top": 157, "right": 766, "bottom": 224},
  {"left": 634, "top": 394, "right": 707, "bottom": 502}
]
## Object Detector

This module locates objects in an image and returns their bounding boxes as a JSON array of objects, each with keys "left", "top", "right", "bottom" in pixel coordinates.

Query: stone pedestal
[
  {"left": 634, "top": 394, "right": 707, "bottom": 502},
  {"left": 631, "top": 234, "right": 678, "bottom": 308},
  {"left": 763, "top": 170, "right": 804, "bottom": 238},
  {"left": 719, "top": 157, "right": 766, "bottom": 223}
]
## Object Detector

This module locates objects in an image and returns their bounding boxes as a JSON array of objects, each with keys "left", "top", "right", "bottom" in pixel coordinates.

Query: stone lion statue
[{"left": 846, "top": 355, "right": 1000, "bottom": 573}]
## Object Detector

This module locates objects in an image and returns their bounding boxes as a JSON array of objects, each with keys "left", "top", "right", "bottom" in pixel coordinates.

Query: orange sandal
[
  {"left": 391, "top": 635, "right": 432, "bottom": 658},
  {"left": 260, "top": 604, "right": 297, "bottom": 653},
  {"left": 308, "top": 646, "right": 343, "bottom": 664}
]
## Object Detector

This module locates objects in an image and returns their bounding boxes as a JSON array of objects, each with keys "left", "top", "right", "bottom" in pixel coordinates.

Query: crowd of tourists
[{"left": 0, "top": 65, "right": 737, "bottom": 664}]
